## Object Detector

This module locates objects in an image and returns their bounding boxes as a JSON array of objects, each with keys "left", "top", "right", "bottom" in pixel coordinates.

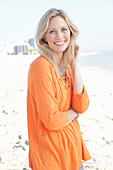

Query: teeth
[{"left": 55, "top": 41, "right": 64, "bottom": 45}]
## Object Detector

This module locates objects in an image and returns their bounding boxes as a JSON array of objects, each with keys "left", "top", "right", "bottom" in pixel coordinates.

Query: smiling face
[{"left": 45, "top": 16, "right": 71, "bottom": 55}]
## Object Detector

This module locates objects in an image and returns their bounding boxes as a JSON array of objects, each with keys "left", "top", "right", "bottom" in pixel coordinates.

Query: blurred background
[
  {"left": 0, "top": 0, "right": 113, "bottom": 52},
  {"left": 0, "top": 0, "right": 113, "bottom": 170}
]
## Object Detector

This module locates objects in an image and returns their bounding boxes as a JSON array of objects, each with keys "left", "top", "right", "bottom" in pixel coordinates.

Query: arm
[
  {"left": 64, "top": 109, "right": 77, "bottom": 126},
  {"left": 71, "top": 45, "right": 89, "bottom": 113},
  {"left": 71, "top": 45, "right": 84, "bottom": 95},
  {"left": 72, "top": 64, "right": 84, "bottom": 94}
]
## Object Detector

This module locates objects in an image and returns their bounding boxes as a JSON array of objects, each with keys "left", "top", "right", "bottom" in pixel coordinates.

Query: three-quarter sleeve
[
  {"left": 72, "top": 86, "right": 89, "bottom": 113},
  {"left": 28, "top": 58, "right": 68, "bottom": 131}
]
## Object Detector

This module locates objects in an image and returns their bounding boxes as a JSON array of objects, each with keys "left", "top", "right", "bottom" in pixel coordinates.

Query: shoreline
[{"left": 0, "top": 53, "right": 112, "bottom": 84}]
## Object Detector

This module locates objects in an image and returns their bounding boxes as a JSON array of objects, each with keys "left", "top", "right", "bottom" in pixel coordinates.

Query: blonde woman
[{"left": 27, "top": 8, "right": 91, "bottom": 170}]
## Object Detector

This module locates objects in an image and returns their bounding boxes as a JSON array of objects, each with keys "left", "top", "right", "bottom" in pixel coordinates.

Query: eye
[
  {"left": 62, "top": 28, "right": 67, "bottom": 31},
  {"left": 49, "top": 30, "right": 55, "bottom": 33}
]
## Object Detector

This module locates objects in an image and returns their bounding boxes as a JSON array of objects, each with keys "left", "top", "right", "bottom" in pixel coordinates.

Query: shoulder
[
  {"left": 30, "top": 55, "right": 52, "bottom": 70},
  {"left": 29, "top": 55, "right": 54, "bottom": 79}
]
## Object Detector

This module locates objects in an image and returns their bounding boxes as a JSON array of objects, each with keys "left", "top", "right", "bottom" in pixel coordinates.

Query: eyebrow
[{"left": 49, "top": 26, "right": 69, "bottom": 30}]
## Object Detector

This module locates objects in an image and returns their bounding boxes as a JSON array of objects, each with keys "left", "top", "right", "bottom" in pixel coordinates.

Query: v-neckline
[
  {"left": 56, "top": 69, "right": 68, "bottom": 85},
  {"left": 56, "top": 69, "right": 67, "bottom": 80}
]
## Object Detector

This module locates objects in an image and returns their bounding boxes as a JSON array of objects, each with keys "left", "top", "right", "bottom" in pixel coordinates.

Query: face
[{"left": 45, "top": 16, "right": 70, "bottom": 54}]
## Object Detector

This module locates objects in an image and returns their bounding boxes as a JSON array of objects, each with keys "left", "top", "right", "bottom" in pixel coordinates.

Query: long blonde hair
[{"left": 35, "top": 8, "right": 79, "bottom": 67}]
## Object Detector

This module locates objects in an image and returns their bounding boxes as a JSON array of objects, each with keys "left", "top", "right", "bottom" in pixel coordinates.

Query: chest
[{"left": 52, "top": 70, "right": 72, "bottom": 111}]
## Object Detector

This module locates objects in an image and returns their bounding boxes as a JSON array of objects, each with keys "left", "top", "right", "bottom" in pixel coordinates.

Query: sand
[{"left": 0, "top": 54, "right": 113, "bottom": 170}]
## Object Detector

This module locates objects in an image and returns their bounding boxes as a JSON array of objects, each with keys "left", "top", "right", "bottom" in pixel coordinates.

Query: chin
[{"left": 54, "top": 47, "right": 68, "bottom": 53}]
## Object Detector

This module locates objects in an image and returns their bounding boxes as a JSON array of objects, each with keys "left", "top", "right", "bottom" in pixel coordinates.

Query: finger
[
  {"left": 75, "top": 45, "right": 79, "bottom": 52},
  {"left": 74, "top": 45, "right": 80, "bottom": 57}
]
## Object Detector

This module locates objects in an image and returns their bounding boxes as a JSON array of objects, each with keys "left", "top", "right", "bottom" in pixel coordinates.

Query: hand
[
  {"left": 70, "top": 44, "right": 80, "bottom": 69},
  {"left": 72, "top": 117, "right": 77, "bottom": 122},
  {"left": 74, "top": 44, "right": 79, "bottom": 58}
]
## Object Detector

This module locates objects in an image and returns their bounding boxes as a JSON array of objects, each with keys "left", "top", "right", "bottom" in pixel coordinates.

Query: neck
[
  {"left": 54, "top": 53, "right": 66, "bottom": 77},
  {"left": 54, "top": 52, "right": 63, "bottom": 67}
]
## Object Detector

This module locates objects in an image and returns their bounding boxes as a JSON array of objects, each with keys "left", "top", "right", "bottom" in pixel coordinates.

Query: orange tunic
[{"left": 27, "top": 56, "right": 91, "bottom": 170}]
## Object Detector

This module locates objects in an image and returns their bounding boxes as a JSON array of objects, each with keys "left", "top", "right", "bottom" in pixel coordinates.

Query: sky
[{"left": 0, "top": 0, "right": 113, "bottom": 51}]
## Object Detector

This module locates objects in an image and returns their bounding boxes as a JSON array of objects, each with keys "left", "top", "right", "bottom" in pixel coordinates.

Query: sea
[{"left": 79, "top": 50, "right": 113, "bottom": 76}]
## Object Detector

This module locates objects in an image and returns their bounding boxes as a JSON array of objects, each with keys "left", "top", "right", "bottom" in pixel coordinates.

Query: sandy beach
[{"left": 0, "top": 54, "right": 113, "bottom": 170}]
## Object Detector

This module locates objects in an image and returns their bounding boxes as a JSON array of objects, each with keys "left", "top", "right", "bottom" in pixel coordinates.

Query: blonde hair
[{"left": 35, "top": 8, "right": 79, "bottom": 67}]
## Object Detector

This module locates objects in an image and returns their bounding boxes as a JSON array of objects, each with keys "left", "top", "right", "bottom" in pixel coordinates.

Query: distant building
[
  {"left": 14, "top": 43, "right": 29, "bottom": 55},
  {"left": 28, "top": 38, "right": 35, "bottom": 48}
]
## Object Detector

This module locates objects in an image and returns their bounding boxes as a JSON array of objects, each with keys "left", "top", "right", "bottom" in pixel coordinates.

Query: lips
[{"left": 54, "top": 41, "right": 65, "bottom": 46}]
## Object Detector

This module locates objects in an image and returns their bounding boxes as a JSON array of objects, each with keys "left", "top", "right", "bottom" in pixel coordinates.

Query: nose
[{"left": 56, "top": 30, "right": 63, "bottom": 39}]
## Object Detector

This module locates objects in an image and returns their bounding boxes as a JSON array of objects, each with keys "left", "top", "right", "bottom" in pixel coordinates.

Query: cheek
[
  {"left": 66, "top": 33, "right": 70, "bottom": 42},
  {"left": 65, "top": 31, "right": 70, "bottom": 40},
  {"left": 46, "top": 34, "right": 55, "bottom": 43}
]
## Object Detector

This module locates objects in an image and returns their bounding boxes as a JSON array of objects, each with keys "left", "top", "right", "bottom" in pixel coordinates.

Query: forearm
[
  {"left": 70, "top": 45, "right": 89, "bottom": 113},
  {"left": 72, "top": 64, "right": 84, "bottom": 95},
  {"left": 64, "top": 109, "right": 77, "bottom": 126}
]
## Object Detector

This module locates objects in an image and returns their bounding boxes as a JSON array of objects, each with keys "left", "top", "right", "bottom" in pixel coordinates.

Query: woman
[{"left": 27, "top": 8, "right": 91, "bottom": 170}]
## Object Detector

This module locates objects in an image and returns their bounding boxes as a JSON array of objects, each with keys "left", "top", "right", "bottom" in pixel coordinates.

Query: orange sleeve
[
  {"left": 28, "top": 58, "right": 68, "bottom": 131},
  {"left": 72, "top": 86, "right": 89, "bottom": 113}
]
